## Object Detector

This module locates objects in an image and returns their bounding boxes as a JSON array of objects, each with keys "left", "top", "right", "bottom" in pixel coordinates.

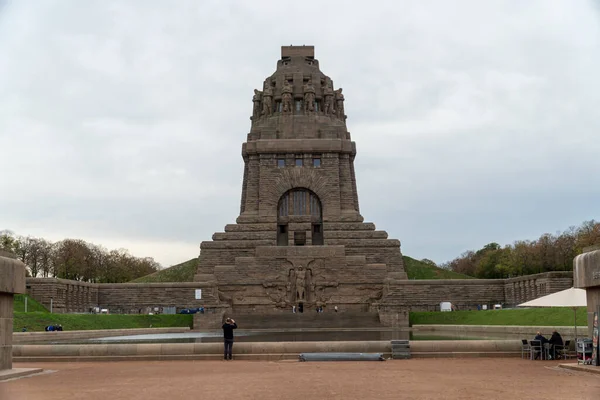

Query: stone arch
[
  {"left": 263, "top": 168, "right": 337, "bottom": 216},
  {"left": 277, "top": 188, "right": 322, "bottom": 219},
  {"left": 277, "top": 187, "right": 324, "bottom": 246}
]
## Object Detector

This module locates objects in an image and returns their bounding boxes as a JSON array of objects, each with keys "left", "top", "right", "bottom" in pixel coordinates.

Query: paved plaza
[{"left": 1, "top": 359, "right": 599, "bottom": 400}]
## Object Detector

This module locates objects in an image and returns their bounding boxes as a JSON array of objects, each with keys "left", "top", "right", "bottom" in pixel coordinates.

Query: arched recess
[
  {"left": 277, "top": 188, "right": 323, "bottom": 246},
  {"left": 264, "top": 168, "right": 338, "bottom": 217}
]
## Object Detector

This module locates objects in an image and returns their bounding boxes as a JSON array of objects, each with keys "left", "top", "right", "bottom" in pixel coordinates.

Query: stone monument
[
  {"left": 574, "top": 246, "right": 600, "bottom": 337},
  {"left": 194, "top": 46, "right": 408, "bottom": 328},
  {"left": 0, "top": 250, "right": 41, "bottom": 380}
]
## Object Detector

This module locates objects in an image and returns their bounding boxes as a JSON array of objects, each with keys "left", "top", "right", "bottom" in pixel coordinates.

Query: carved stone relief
[
  {"left": 261, "top": 80, "right": 273, "bottom": 116},
  {"left": 252, "top": 89, "right": 262, "bottom": 120},
  {"left": 251, "top": 74, "right": 347, "bottom": 122},
  {"left": 322, "top": 81, "right": 335, "bottom": 116},
  {"left": 303, "top": 79, "right": 316, "bottom": 113},
  {"left": 334, "top": 88, "right": 345, "bottom": 120},
  {"left": 281, "top": 80, "right": 293, "bottom": 114}
]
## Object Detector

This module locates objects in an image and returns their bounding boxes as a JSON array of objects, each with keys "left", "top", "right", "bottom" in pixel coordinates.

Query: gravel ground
[{"left": 2, "top": 359, "right": 599, "bottom": 400}]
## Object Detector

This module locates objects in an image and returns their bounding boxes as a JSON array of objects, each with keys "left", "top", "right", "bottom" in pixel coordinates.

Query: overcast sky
[{"left": 1, "top": 0, "right": 599, "bottom": 268}]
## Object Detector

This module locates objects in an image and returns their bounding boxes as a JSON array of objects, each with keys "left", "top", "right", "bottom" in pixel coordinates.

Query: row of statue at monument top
[{"left": 252, "top": 79, "right": 345, "bottom": 121}]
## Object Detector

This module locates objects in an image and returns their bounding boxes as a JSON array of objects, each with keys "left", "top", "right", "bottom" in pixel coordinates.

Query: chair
[
  {"left": 521, "top": 339, "right": 531, "bottom": 359},
  {"left": 553, "top": 340, "right": 570, "bottom": 360},
  {"left": 530, "top": 340, "right": 543, "bottom": 360}
]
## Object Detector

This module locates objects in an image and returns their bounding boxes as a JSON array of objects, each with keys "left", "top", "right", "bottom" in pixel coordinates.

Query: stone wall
[
  {"left": 384, "top": 279, "right": 506, "bottom": 312},
  {"left": 1, "top": 250, "right": 26, "bottom": 371},
  {"left": 26, "top": 278, "right": 98, "bottom": 313},
  {"left": 503, "top": 272, "right": 573, "bottom": 307},
  {"left": 26, "top": 271, "right": 573, "bottom": 316},
  {"left": 97, "top": 283, "right": 207, "bottom": 314}
]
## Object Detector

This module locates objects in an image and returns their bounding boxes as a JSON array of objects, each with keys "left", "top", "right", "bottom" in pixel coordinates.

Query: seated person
[
  {"left": 548, "top": 330, "right": 564, "bottom": 359},
  {"left": 533, "top": 331, "right": 548, "bottom": 359},
  {"left": 534, "top": 331, "right": 548, "bottom": 343}
]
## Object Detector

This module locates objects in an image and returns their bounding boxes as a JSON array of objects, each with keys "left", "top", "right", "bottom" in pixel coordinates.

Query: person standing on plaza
[{"left": 222, "top": 317, "right": 238, "bottom": 360}]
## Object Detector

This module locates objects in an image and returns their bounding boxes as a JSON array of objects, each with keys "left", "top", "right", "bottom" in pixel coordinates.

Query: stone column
[
  {"left": 574, "top": 248, "right": 600, "bottom": 337},
  {"left": 338, "top": 154, "right": 355, "bottom": 212},
  {"left": 0, "top": 250, "right": 26, "bottom": 371},
  {"left": 244, "top": 155, "right": 260, "bottom": 214}
]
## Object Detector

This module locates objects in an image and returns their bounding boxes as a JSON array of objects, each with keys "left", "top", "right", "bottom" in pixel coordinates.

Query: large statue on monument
[{"left": 194, "top": 46, "right": 408, "bottom": 328}]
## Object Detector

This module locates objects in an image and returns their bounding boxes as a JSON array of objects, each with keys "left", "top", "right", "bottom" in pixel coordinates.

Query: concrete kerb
[
  {"left": 12, "top": 340, "right": 525, "bottom": 362},
  {"left": 558, "top": 363, "right": 600, "bottom": 375}
]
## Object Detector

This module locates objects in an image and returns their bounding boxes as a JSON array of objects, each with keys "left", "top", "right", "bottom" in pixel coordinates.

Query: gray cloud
[{"left": 1, "top": 0, "right": 599, "bottom": 267}]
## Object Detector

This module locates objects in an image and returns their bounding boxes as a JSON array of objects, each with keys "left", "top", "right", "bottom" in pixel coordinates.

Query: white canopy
[
  {"left": 517, "top": 287, "right": 587, "bottom": 308},
  {"left": 518, "top": 287, "right": 587, "bottom": 341}
]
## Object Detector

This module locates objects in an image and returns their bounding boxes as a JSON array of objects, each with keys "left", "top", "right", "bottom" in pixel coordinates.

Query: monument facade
[{"left": 194, "top": 46, "right": 408, "bottom": 326}]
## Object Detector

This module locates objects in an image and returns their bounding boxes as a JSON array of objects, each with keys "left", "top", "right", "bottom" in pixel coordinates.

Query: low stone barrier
[
  {"left": 12, "top": 340, "right": 524, "bottom": 362},
  {"left": 411, "top": 340, "right": 521, "bottom": 358},
  {"left": 13, "top": 327, "right": 191, "bottom": 344},
  {"left": 412, "top": 325, "right": 579, "bottom": 338}
]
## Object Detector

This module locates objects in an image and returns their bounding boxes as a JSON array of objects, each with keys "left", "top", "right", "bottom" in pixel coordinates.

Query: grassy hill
[
  {"left": 129, "top": 256, "right": 472, "bottom": 283},
  {"left": 411, "top": 307, "right": 588, "bottom": 326},
  {"left": 403, "top": 256, "right": 473, "bottom": 279},
  {"left": 130, "top": 258, "right": 198, "bottom": 283},
  {"left": 14, "top": 294, "right": 48, "bottom": 313},
  {"left": 14, "top": 313, "right": 193, "bottom": 332}
]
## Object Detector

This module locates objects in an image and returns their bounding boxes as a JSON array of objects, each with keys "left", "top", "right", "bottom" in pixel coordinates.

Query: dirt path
[{"left": 2, "top": 359, "right": 599, "bottom": 400}]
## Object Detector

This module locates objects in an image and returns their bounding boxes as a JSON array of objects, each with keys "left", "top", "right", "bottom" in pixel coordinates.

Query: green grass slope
[
  {"left": 403, "top": 256, "right": 473, "bottom": 279},
  {"left": 14, "top": 313, "right": 193, "bottom": 332},
  {"left": 410, "top": 307, "right": 587, "bottom": 326},
  {"left": 130, "top": 258, "right": 198, "bottom": 283},
  {"left": 14, "top": 294, "right": 48, "bottom": 313}
]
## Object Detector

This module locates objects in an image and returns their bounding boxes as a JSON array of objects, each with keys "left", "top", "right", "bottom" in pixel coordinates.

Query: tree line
[
  {"left": 441, "top": 220, "right": 600, "bottom": 279},
  {"left": 0, "top": 230, "right": 161, "bottom": 283}
]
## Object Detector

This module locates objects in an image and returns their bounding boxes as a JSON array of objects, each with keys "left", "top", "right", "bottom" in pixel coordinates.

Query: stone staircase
[
  {"left": 223, "top": 311, "right": 381, "bottom": 329},
  {"left": 391, "top": 340, "right": 411, "bottom": 359}
]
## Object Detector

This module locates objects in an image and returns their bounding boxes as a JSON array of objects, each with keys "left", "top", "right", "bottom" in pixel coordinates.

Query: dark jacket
[
  {"left": 549, "top": 332, "right": 563, "bottom": 346},
  {"left": 534, "top": 334, "right": 548, "bottom": 344},
  {"left": 222, "top": 322, "right": 238, "bottom": 340}
]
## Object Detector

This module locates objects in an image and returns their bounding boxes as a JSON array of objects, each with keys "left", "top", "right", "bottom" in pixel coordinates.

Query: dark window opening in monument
[
  {"left": 293, "top": 190, "right": 305, "bottom": 214},
  {"left": 279, "top": 195, "right": 288, "bottom": 216},
  {"left": 294, "top": 231, "right": 306, "bottom": 246},
  {"left": 312, "top": 158, "right": 321, "bottom": 167},
  {"left": 277, "top": 224, "right": 288, "bottom": 246},
  {"left": 295, "top": 158, "right": 303, "bottom": 167},
  {"left": 278, "top": 188, "right": 323, "bottom": 227},
  {"left": 295, "top": 100, "right": 301, "bottom": 112},
  {"left": 277, "top": 158, "right": 285, "bottom": 168},
  {"left": 277, "top": 102, "right": 283, "bottom": 112},
  {"left": 298, "top": 302, "right": 304, "bottom": 313},
  {"left": 312, "top": 224, "right": 324, "bottom": 245}
]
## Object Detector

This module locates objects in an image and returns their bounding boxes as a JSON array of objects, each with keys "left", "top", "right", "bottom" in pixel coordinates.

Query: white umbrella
[{"left": 518, "top": 287, "right": 587, "bottom": 342}]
